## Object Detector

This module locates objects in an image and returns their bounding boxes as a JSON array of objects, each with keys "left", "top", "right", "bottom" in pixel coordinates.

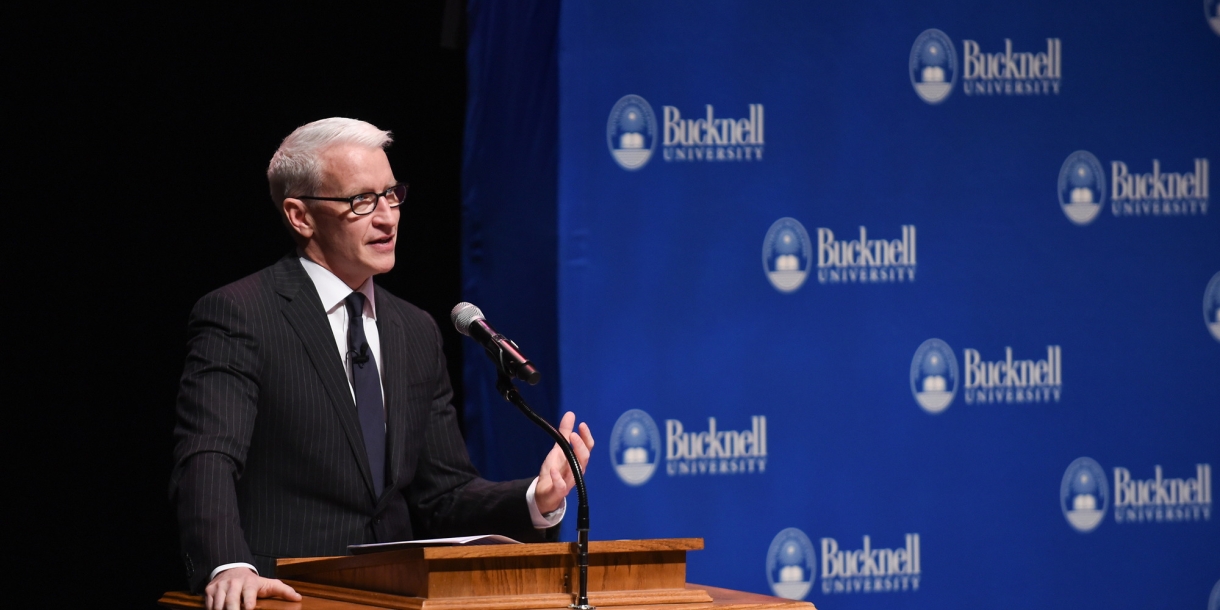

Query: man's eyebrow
[{"left": 347, "top": 183, "right": 396, "bottom": 196}]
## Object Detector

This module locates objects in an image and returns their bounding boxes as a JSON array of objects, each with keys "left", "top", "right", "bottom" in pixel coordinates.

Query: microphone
[
  {"left": 348, "top": 343, "right": 370, "bottom": 367},
  {"left": 450, "top": 302, "right": 541, "bottom": 385},
  {"left": 454, "top": 302, "right": 590, "bottom": 608}
]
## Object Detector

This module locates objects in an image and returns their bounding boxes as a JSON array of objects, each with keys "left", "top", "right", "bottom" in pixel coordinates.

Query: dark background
[{"left": 12, "top": 3, "right": 470, "bottom": 605}]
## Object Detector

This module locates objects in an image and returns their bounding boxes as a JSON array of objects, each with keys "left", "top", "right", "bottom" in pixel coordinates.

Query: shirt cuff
[
  {"left": 526, "top": 477, "right": 566, "bottom": 528},
  {"left": 210, "top": 562, "right": 259, "bottom": 582}
]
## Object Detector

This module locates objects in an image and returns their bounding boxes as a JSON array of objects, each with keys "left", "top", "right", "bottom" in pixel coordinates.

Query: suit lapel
[
  {"left": 273, "top": 256, "right": 378, "bottom": 501},
  {"left": 377, "top": 297, "right": 408, "bottom": 495}
]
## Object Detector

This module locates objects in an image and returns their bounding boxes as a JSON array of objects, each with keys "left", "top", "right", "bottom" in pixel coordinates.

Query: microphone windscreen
[{"left": 450, "top": 302, "right": 485, "bottom": 336}]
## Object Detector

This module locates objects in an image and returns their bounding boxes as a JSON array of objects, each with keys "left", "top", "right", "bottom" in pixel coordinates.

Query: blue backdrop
[{"left": 466, "top": 1, "right": 1220, "bottom": 607}]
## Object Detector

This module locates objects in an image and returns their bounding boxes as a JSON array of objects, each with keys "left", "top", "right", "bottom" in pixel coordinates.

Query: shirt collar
[{"left": 298, "top": 256, "right": 377, "bottom": 320}]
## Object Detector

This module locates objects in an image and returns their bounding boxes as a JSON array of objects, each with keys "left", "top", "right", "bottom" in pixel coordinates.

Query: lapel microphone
[{"left": 348, "top": 343, "right": 371, "bottom": 367}]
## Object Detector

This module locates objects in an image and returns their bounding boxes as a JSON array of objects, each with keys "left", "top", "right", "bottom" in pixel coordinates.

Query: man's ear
[{"left": 282, "top": 198, "right": 314, "bottom": 240}]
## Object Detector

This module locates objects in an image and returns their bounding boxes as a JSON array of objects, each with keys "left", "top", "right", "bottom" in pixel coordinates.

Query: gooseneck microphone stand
[{"left": 493, "top": 370, "right": 593, "bottom": 610}]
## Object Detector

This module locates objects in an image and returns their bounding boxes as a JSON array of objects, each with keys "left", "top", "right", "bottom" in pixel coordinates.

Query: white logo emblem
[
  {"left": 1210, "top": 578, "right": 1220, "bottom": 610},
  {"left": 1208, "top": 0, "right": 1220, "bottom": 36},
  {"left": 910, "top": 29, "right": 957, "bottom": 104},
  {"left": 1205, "top": 271, "right": 1220, "bottom": 343},
  {"left": 910, "top": 339, "right": 958, "bottom": 414},
  {"left": 1059, "top": 151, "right": 1106, "bottom": 225},
  {"left": 766, "top": 528, "right": 816, "bottom": 600},
  {"left": 609, "top": 409, "right": 661, "bottom": 485},
  {"left": 763, "top": 218, "right": 812, "bottom": 293},
  {"left": 1061, "top": 457, "right": 1109, "bottom": 533},
  {"left": 607, "top": 95, "right": 657, "bottom": 170}
]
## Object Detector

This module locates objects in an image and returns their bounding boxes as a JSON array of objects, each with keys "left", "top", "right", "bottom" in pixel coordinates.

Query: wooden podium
[{"left": 158, "top": 538, "right": 815, "bottom": 609}]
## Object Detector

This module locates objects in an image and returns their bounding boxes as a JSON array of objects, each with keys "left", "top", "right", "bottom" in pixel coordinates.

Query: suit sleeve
[
  {"left": 403, "top": 315, "right": 556, "bottom": 542},
  {"left": 169, "top": 290, "right": 260, "bottom": 592}
]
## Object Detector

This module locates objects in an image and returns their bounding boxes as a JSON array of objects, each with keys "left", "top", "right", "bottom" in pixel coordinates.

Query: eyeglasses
[{"left": 296, "top": 183, "right": 408, "bottom": 216}]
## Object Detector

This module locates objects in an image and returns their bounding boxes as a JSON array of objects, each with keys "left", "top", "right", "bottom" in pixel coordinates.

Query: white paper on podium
[{"left": 348, "top": 535, "right": 522, "bottom": 555}]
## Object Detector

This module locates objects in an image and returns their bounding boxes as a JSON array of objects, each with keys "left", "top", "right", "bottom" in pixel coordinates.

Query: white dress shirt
[{"left": 210, "top": 258, "right": 562, "bottom": 581}]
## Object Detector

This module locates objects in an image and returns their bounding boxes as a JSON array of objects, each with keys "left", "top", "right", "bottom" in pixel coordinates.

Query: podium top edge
[{"left": 276, "top": 538, "right": 704, "bottom": 576}]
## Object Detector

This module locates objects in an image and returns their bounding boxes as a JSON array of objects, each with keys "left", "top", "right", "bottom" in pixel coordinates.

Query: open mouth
[{"left": 369, "top": 235, "right": 395, "bottom": 246}]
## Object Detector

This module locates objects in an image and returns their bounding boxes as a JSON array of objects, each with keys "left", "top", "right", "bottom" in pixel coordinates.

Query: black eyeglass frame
[{"left": 295, "top": 183, "right": 409, "bottom": 216}]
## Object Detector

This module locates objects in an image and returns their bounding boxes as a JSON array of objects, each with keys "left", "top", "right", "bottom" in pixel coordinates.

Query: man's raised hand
[{"left": 534, "top": 411, "right": 595, "bottom": 515}]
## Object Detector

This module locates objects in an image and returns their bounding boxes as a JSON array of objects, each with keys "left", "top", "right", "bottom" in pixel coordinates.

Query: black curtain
[{"left": 10, "top": 3, "right": 467, "bottom": 605}]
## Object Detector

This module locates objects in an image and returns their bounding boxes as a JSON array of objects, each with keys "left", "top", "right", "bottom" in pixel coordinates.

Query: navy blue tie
[{"left": 345, "top": 292, "right": 386, "bottom": 498}]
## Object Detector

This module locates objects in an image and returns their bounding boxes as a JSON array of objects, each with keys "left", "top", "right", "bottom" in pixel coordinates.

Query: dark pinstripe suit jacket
[{"left": 171, "top": 255, "right": 549, "bottom": 592}]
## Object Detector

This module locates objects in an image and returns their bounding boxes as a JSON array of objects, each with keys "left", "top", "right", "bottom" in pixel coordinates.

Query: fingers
[
  {"left": 534, "top": 462, "right": 567, "bottom": 514},
  {"left": 541, "top": 443, "right": 565, "bottom": 476},
  {"left": 205, "top": 570, "right": 297, "bottom": 610},
  {"left": 227, "top": 578, "right": 246, "bottom": 610},
  {"left": 204, "top": 575, "right": 226, "bottom": 610},
  {"left": 539, "top": 414, "right": 595, "bottom": 497},
  {"left": 565, "top": 421, "right": 595, "bottom": 474},
  {"left": 569, "top": 430, "right": 591, "bottom": 474},
  {"left": 579, "top": 422, "right": 595, "bottom": 451},
  {"left": 557, "top": 411, "right": 576, "bottom": 438},
  {"left": 537, "top": 445, "right": 558, "bottom": 482},
  {"left": 241, "top": 583, "right": 258, "bottom": 610},
  {"left": 262, "top": 579, "right": 302, "bottom": 602},
  {"left": 210, "top": 577, "right": 238, "bottom": 610},
  {"left": 549, "top": 466, "right": 568, "bottom": 496},
  {"left": 555, "top": 413, "right": 593, "bottom": 454}
]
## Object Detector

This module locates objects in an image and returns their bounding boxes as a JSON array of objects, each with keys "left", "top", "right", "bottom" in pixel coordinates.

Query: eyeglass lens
[{"left": 352, "top": 184, "right": 408, "bottom": 215}]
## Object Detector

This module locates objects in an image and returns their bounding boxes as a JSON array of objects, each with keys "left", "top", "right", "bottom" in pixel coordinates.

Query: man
[{"left": 171, "top": 117, "right": 594, "bottom": 610}]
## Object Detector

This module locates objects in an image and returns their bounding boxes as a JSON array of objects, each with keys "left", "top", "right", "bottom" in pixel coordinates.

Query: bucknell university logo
[
  {"left": 1061, "top": 457, "right": 1110, "bottom": 533},
  {"left": 609, "top": 409, "right": 661, "bottom": 485},
  {"left": 910, "top": 339, "right": 958, "bottom": 414},
  {"left": 1205, "top": 271, "right": 1220, "bottom": 343},
  {"left": 766, "top": 528, "right": 816, "bottom": 600},
  {"left": 607, "top": 95, "right": 657, "bottom": 170},
  {"left": 910, "top": 29, "right": 957, "bottom": 104},
  {"left": 763, "top": 217, "right": 813, "bottom": 293},
  {"left": 1059, "top": 151, "right": 1106, "bottom": 225}
]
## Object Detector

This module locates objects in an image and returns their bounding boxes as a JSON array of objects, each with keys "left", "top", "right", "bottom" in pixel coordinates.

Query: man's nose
[{"left": 371, "top": 195, "right": 398, "bottom": 225}]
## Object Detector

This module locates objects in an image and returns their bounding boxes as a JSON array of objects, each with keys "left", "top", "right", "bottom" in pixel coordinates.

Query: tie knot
[{"left": 345, "top": 292, "right": 367, "bottom": 318}]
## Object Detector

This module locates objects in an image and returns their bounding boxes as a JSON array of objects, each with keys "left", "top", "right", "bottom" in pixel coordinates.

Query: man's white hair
[{"left": 267, "top": 117, "right": 393, "bottom": 206}]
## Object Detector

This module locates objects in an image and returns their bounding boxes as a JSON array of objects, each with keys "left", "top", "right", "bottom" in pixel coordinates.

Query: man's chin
[{"left": 368, "top": 254, "right": 396, "bottom": 276}]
